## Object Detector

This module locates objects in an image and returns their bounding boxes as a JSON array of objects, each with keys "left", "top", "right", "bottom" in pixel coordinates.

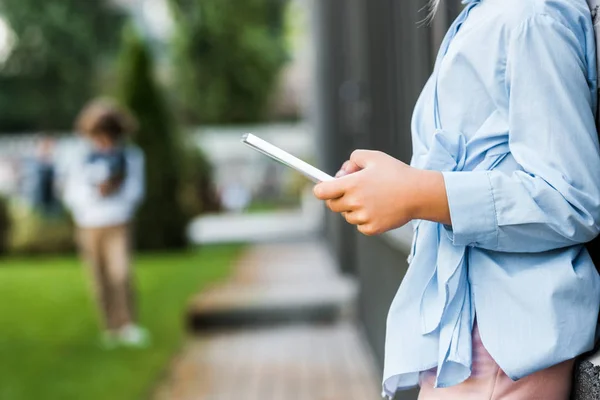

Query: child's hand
[
  {"left": 335, "top": 159, "right": 362, "bottom": 177},
  {"left": 314, "top": 150, "right": 450, "bottom": 235},
  {"left": 98, "top": 177, "right": 123, "bottom": 197}
]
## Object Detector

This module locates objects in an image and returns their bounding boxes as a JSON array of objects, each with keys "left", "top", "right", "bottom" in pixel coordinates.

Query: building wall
[{"left": 311, "top": 1, "right": 460, "bottom": 399}]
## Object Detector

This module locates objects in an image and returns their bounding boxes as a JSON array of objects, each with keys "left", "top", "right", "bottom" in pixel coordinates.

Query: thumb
[{"left": 350, "top": 149, "right": 378, "bottom": 169}]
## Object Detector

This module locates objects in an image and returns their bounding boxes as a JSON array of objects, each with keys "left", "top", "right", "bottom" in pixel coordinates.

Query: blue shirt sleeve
[{"left": 442, "top": 14, "right": 600, "bottom": 252}]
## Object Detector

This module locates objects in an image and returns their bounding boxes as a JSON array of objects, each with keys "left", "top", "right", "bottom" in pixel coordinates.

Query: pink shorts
[{"left": 418, "top": 324, "right": 575, "bottom": 400}]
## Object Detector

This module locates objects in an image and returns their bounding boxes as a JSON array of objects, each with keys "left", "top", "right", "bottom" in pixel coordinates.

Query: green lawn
[{"left": 0, "top": 245, "right": 244, "bottom": 400}]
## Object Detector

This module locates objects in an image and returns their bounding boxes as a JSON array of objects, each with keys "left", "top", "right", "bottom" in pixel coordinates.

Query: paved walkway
[
  {"left": 187, "top": 242, "right": 356, "bottom": 321},
  {"left": 153, "top": 242, "right": 382, "bottom": 400}
]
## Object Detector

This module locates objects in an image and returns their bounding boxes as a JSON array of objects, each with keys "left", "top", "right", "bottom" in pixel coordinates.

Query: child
[
  {"left": 23, "top": 136, "right": 60, "bottom": 215},
  {"left": 64, "top": 98, "right": 148, "bottom": 348},
  {"left": 314, "top": 0, "right": 600, "bottom": 399}
]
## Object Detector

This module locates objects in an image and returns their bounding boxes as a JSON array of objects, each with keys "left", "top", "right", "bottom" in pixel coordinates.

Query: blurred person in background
[
  {"left": 63, "top": 98, "right": 148, "bottom": 349},
  {"left": 21, "top": 136, "right": 61, "bottom": 215}
]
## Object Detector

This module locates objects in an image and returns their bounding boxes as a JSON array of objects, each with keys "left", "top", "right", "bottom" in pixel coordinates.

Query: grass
[{"left": 0, "top": 245, "right": 244, "bottom": 400}]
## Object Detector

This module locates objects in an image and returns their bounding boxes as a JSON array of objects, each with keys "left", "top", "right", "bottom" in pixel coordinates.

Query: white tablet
[{"left": 241, "top": 133, "right": 334, "bottom": 183}]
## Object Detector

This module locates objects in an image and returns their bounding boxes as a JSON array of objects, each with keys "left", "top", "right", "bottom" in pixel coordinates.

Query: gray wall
[
  {"left": 355, "top": 234, "right": 420, "bottom": 400},
  {"left": 311, "top": 0, "right": 459, "bottom": 399}
]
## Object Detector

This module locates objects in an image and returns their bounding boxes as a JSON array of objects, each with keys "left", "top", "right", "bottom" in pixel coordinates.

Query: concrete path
[
  {"left": 153, "top": 242, "right": 382, "bottom": 400},
  {"left": 187, "top": 243, "right": 356, "bottom": 329}
]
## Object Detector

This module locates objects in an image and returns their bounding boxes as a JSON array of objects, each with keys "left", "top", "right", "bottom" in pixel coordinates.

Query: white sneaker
[{"left": 118, "top": 324, "right": 151, "bottom": 348}]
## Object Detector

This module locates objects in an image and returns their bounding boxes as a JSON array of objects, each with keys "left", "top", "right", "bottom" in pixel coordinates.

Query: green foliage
[
  {"left": 0, "top": 245, "right": 243, "bottom": 400},
  {"left": 0, "top": 197, "right": 10, "bottom": 255},
  {"left": 179, "top": 144, "right": 221, "bottom": 217},
  {"left": 7, "top": 201, "right": 74, "bottom": 255},
  {"left": 169, "top": 0, "right": 289, "bottom": 124},
  {"left": 0, "top": 0, "right": 126, "bottom": 132},
  {"left": 117, "top": 24, "right": 189, "bottom": 250}
]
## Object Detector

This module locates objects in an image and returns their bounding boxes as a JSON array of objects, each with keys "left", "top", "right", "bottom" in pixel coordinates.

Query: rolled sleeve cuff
[{"left": 442, "top": 171, "right": 498, "bottom": 247}]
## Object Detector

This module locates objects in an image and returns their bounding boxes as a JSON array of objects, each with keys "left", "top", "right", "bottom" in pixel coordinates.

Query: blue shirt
[
  {"left": 63, "top": 141, "right": 145, "bottom": 228},
  {"left": 383, "top": 0, "right": 600, "bottom": 396}
]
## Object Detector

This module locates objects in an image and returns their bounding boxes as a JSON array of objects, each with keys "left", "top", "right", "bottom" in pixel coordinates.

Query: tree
[
  {"left": 117, "top": 24, "right": 188, "bottom": 250},
  {"left": 168, "top": 0, "right": 288, "bottom": 124},
  {"left": 0, "top": 0, "right": 125, "bottom": 132}
]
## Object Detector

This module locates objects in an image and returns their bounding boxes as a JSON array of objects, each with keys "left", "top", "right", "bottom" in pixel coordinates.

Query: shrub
[
  {"left": 168, "top": 0, "right": 289, "bottom": 124},
  {"left": 0, "top": 0, "right": 125, "bottom": 132},
  {"left": 0, "top": 197, "right": 10, "bottom": 255},
  {"left": 117, "top": 24, "right": 188, "bottom": 250},
  {"left": 179, "top": 144, "right": 221, "bottom": 217},
  {"left": 7, "top": 201, "right": 74, "bottom": 255}
]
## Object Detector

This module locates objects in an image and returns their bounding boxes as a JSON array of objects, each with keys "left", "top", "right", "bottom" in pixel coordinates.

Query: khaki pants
[{"left": 77, "top": 224, "right": 136, "bottom": 331}]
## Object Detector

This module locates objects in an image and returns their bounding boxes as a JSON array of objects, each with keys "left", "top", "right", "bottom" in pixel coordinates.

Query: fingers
[
  {"left": 326, "top": 198, "right": 368, "bottom": 225},
  {"left": 342, "top": 211, "right": 377, "bottom": 235},
  {"left": 314, "top": 181, "right": 343, "bottom": 200},
  {"left": 326, "top": 190, "right": 364, "bottom": 212},
  {"left": 326, "top": 197, "right": 358, "bottom": 213},
  {"left": 334, "top": 149, "right": 380, "bottom": 178},
  {"left": 350, "top": 149, "right": 380, "bottom": 169},
  {"left": 319, "top": 184, "right": 378, "bottom": 236},
  {"left": 336, "top": 160, "right": 362, "bottom": 177},
  {"left": 335, "top": 161, "right": 349, "bottom": 178},
  {"left": 344, "top": 211, "right": 368, "bottom": 226},
  {"left": 314, "top": 176, "right": 353, "bottom": 200},
  {"left": 357, "top": 224, "right": 379, "bottom": 236}
]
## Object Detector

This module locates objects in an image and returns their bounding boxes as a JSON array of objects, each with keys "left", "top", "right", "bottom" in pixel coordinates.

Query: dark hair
[{"left": 75, "top": 98, "right": 138, "bottom": 141}]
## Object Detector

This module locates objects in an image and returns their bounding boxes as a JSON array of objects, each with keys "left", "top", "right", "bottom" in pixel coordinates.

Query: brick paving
[{"left": 153, "top": 242, "right": 382, "bottom": 400}]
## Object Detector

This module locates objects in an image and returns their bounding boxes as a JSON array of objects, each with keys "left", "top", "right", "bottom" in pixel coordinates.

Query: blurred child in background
[
  {"left": 21, "top": 136, "right": 60, "bottom": 215},
  {"left": 63, "top": 98, "right": 148, "bottom": 348}
]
